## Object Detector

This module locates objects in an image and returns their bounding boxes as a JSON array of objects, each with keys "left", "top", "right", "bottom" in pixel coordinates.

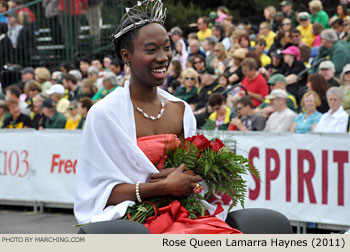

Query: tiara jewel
[{"left": 113, "top": 0, "right": 167, "bottom": 40}]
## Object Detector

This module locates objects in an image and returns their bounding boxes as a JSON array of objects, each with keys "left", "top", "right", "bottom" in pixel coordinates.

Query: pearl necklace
[{"left": 134, "top": 99, "right": 165, "bottom": 121}]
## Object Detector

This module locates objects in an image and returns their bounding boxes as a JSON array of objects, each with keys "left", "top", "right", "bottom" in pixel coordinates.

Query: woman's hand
[
  {"left": 162, "top": 164, "right": 202, "bottom": 197},
  {"left": 149, "top": 165, "right": 197, "bottom": 183}
]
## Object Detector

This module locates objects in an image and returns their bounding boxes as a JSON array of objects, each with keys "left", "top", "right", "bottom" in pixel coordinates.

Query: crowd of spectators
[{"left": 1, "top": 0, "right": 350, "bottom": 134}]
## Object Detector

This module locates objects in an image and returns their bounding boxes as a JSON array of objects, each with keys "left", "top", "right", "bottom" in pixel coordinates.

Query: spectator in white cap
[
  {"left": 91, "top": 72, "right": 119, "bottom": 102},
  {"left": 318, "top": 60, "right": 340, "bottom": 87},
  {"left": 296, "top": 12, "right": 314, "bottom": 48},
  {"left": 46, "top": 84, "right": 70, "bottom": 119},
  {"left": 340, "top": 64, "right": 350, "bottom": 112},
  {"left": 309, "top": 0, "right": 329, "bottom": 28},
  {"left": 313, "top": 87, "right": 349, "bottom": 133},
  {"left": 87, "top": 65, "right": 103, "bottom": 91},
  {"left": 263, "top": 89, "right": 297, "bottom": 132},
  {"left": 313, "top": 29, "right": 350, "bottom": 77}
]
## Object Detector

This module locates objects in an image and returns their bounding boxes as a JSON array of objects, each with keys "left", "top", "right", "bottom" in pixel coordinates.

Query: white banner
[{"left": 0, "top": 130, "right": 349, "bottom": 226}]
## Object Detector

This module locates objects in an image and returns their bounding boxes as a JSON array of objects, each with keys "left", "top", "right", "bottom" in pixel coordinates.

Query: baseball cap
[
  {"left": 298, "top": 12, "right": 310, "bottom": 21},
  {"left": 41, "top": 98, "right": 56, "bottom": 109},
  {"left": 319, "top": 60, "right": 335, "bottom": 71},
  {"left": 282, "top": 46, "right": 300, "bottom": 60},
  {"left": 20, "top": 67, "right": 35, "bottom": 75},
  {"left": 271, "top": 49, "right": 283, "bottom": 59},
  {"left": 268, "top": 74, "right": 286, "bottom": 84},
  {"left": 266, "top": 89, "right": 288, "bottom": 100},
  {"left": 280, "top": 1, "right": 292, "bottom": 6},
  {"left": 46, "top": 84, "right": 65, "bottom": 95}
]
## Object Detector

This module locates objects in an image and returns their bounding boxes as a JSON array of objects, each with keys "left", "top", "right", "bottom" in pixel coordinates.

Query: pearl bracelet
[{"left": 135, "top": 181, "right": 142, "bottom": 203}]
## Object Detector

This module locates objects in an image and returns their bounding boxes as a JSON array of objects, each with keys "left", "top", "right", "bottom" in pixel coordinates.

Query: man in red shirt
[{"left": 240, "top": 58, "right": 269, "bottom": 107}]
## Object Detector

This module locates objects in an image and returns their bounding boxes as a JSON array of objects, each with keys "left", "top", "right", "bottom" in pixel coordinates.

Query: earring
[{"left": 125, "top": 61, "right": 130, "bottom": 73}]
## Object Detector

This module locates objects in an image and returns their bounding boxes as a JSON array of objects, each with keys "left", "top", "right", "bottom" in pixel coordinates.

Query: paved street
[{"left": 0, "top": 207, "right": 77, "bottom": 234}]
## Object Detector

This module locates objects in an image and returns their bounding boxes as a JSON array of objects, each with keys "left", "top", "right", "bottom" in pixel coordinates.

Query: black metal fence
[{"left": 1, "top": 0, "right": 123, "bottom": 70}]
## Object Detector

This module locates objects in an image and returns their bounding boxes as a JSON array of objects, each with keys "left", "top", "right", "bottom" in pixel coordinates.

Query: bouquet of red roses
[{"left": 124, "top": 133, "right": 259, "bottom": 224}]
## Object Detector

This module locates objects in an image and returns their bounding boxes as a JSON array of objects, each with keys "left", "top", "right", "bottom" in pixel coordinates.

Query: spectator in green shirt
[
  {"left": 92, "top": 72, "right": 119, "bottom": 102},
  {"left": 41, "top": 98, "right": 66, "bottom": 129},
  {"left": 174, "top": 67, "right": 198, "bottom": 108},
  {"left": 309, "top": 0, "right": 329, "bottom": 28}
]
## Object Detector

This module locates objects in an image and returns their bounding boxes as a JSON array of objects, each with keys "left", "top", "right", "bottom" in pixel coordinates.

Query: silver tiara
[{"left": 113, "top": 0, "right": 167, "bottom": 40}]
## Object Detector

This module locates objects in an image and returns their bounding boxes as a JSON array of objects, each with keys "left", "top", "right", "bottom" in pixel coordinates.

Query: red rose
[
  {"left": 209, "top": 138, "right": 225, "bottom": 152},
  {"left": 186, "top": 133, "right": 211, "bottom": 150}
]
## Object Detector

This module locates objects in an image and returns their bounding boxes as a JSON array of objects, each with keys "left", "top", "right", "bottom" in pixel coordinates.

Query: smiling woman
[{"left": 74, "top": 0, "right": 240, "bottom": 234}]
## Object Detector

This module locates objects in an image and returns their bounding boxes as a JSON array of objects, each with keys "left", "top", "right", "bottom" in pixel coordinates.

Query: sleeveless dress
[{"left": 137, "top": 134, "right": 241, "bottom": 234}]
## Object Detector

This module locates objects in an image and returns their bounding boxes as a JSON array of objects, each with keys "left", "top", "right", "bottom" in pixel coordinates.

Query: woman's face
[
  {"left": 123, "top": 23, "right": 172, "bottom": 87},
  {"left": 307, "top": 81, "right": 312, "bottom": 90},
  {"left": 337, "top": 5, "right": 344, "bottom": 17},
  {"left": 81, "top": 84, "right": 90, "bottom": 94},
  {"left": 344, "top": 71, "right": 350, "bottom": 82},
  {"left": 283, "top": 54, "right": 294, "bottom": 65},
  {"left": 214, "top": 46, "right": 221, "bottom": 58},
  {"left": 240, "top": 38, "right": 249, "bottom": 48},
  {"left": 183, "top": 74, "right": 196, "bottom": 88},
  {"left": 218, "top": 76, "right": 228, "bottom": 86},
  {"left": 304, "top": 94, "right": 316, "bottom": 112},
  {"left": 264, "top": 9, "right": 270, "bottom": 20},
  {"left": 193, "top": 57, "right": 204, "bottom": 71},
  {"left": 175, "top": 41, "right": 182, "bottom": 53},
  {"left": 272, "top": 56, "right": 282, "bottom": 66}
]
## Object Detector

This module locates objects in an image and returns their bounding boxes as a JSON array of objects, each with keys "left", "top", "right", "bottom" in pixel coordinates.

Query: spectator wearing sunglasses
[
  {"left": 65, "top": 101, "right": 82, "bottom": 130},
  {"left": 230, "top": 96, "right": 266, "bottom": 131},
  {"left": 296, "top": 12, "right": 315, "bottom": 48},
  {"left": 174, "top": 68, "right": 199, "bottom": 107}
]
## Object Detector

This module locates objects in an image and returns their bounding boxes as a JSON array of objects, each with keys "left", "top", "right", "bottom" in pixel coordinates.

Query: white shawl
[{"left": 74, "top": 81, "right": 225, "bottom": 224}]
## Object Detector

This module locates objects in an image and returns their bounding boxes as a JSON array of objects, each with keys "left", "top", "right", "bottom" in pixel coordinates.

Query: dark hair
[
  {"left": 208, "top": 93, "right": 225, "bottom": 107},
  {"left": 338, "top": 4, "right": 349, "bottom": 17},
  {"left": 308, "top": 73, "right": 329, "bottom": 98},
  {"left": 276, "top": 30, "right": 289, "bottom": 42},
  {"left": 6, "top": 85, "right": 21, "bottom": 98},
  {"left": 79, "top": 97, "right": 93, "bottom": 112},
  {"left": 59, "top": 62, "right": 74, "bottom": 73},
  {"left": 0, "top": 22, "right": 8, "bottom": 35},
  {"left": 238, "top": 34, "right": 250, "bottom": 48},
  {"left": 80, "top": 57, "right": 91, "bottom": 64},
  {"left": 171, "top": 60, "right": 182, "bottom": 77},
  {"left": 237, "top": 95, "right": 254, "bottom": 108},
  {"left": 63, "top": 74, "right": 77, "bottom": 84},
  {"left": 0, "top": 2, "right": 9, "bottom": 10},
  {"left": 291, "top": 28, "right": 301, "bottom": 35},
  {"left": 212, "top": 24, "right": 224, "bottom": 37},
  {"left": 110, "top": 58, "right": 124, "bottom": 68},
  {"left": 332, "top": 18, "right": 344, "bottom": 27},
  {"left": 113, "top": 12, "right": 164, "bottom": 62},
  {"left": 193, "top": 55, "right": 205, "bottom": 65}
]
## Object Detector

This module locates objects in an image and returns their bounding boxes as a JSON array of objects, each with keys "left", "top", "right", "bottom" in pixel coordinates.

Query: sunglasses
[
  {"left": 345, "top": 72, "right": 350, "bottom": 75},
  {"left": 300, "top": 19, "right": 308, "bottom": 22},
  {"left": 236, "top": 105, "right": 244, "bottom": 111},
  {"left": 194, "top": 61, "right": 202, "bottom": 64},
  {"left": 185, "top": 77, "right": 195, "bottom": 80},
  {"left": 213, "top": 106, "right": 221, "bottom": 111},
  {"left": 282, "top": 23, "right": 291, "bottom": 26}
]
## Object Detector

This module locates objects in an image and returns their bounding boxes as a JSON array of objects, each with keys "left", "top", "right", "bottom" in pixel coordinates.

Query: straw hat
[{"left": 229, "top": 48, "right": 247, "bottom": 60}]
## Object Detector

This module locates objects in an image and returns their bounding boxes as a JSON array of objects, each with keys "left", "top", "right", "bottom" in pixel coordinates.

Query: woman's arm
[
  {"left": 106, "top": 164, "right": 202, "bottom": 206},
  {"left": 289, "top": 122, "right": 297, "bottom": 132}
]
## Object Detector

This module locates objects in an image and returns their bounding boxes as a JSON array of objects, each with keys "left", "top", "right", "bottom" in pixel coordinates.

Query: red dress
[{"left": 137, "top": 134, "right": 241, "bottom": 234}]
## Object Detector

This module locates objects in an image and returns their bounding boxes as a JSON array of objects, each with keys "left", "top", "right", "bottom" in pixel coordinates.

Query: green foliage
[{"left": 164, "top": 1, "right": 204, "bottom": 29}]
